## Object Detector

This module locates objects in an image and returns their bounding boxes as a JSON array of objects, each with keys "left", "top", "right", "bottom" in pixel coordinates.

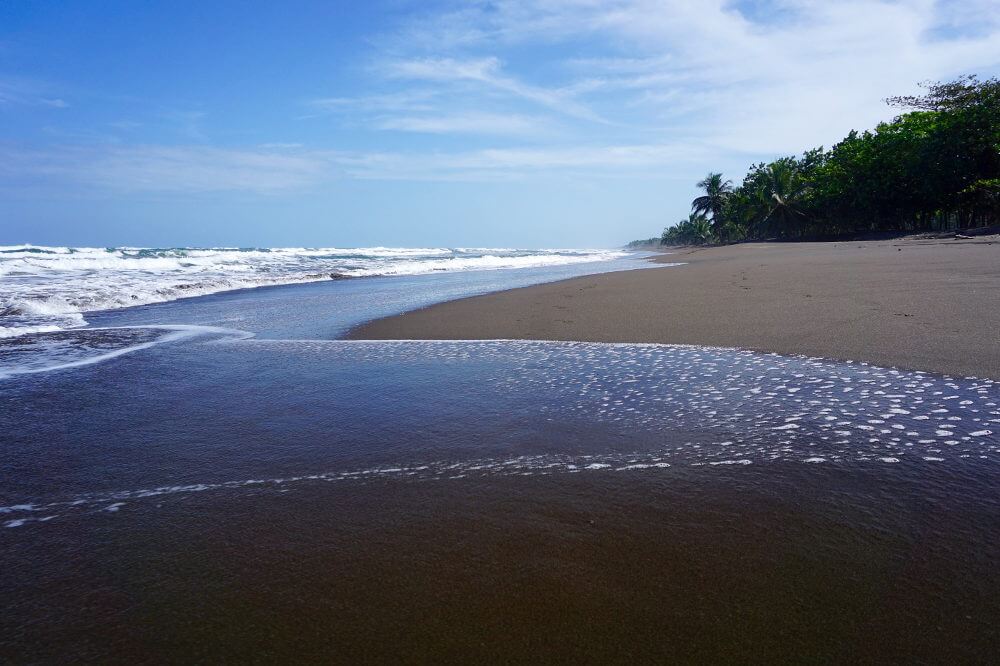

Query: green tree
[
  {"left": 662, "top": 214, "right": 714, "bottom": 245},
  {"left": 691, "top": 173, "right": 733, "bottom": 240},
  {"left": 637, "top": 75, "right": 1000, "bottom": 246},
  {"left": 758, "top": 158, "right": 811, "bottom": 237}
]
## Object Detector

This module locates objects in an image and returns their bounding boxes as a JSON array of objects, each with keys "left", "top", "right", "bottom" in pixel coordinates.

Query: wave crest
[{"left": 0, "top": 245, "right": 627, "bottom": 338}]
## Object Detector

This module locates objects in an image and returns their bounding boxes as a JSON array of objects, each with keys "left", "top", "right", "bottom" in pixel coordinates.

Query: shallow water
[
  {"left": 1, "top": 252, "right": 665, "bottom": 374},
  {"left": 1, "top": 257, "right": 999, "bottom": 661},
  {"left": 2, "top": 339, "right": 997, "bottom": 519}
]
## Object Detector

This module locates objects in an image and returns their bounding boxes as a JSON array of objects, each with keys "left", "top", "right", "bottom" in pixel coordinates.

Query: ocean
[
  {"left": 0, "top": 245, "right": 662, "bottom": 378},
  {"left": 0, "top": 245, "right": 630, "bottom": 338},
  {"left": 1, "top": 248, "right": 998, "bottom": 661}
]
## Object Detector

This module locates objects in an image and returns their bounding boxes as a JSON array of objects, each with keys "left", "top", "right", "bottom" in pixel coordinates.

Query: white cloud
[
  {"left": 328, "top": 142, "right": 705, "bottom": 181},
  {"left": 7, "top": 1, "right": 1000, "bottom": 196},
  {"left": 374, "top": 111, "right": 547, "bottom": 135},
  {"left": 310, "top": 56, "right": 602, "bottom": 134},
  {"left": 382, "top": 56, "right": 605, "bottom": 122},
  {"left": 309, "top": 90, "right": 439, "bottom": 114},
  {"left": 0, "top": 139, "right": 706, "bottom": 190},
  {"left": 308, "top": 88, "right": 559, "bottom": 135},
  {"left": 386, "top": 56, "right": 503, "bottom": 82},
  {"left": 374, "top": 0, "right": 1000, "bottom": 157},
  {"left": 0, "top": 144, "right": 330, "bottom": 193},
  {"left": 0, "top": 77, "right": 69, "bottom": 109}
]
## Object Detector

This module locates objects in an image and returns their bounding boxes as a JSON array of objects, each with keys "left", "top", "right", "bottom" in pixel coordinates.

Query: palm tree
[
  {"left": 758, "top": 158, "right": 809, "bottom": 236},
  {"left": 686, "top": 213, "right": 713, "bottom": 243},
  {"left": 661, "top": 213, "right": 714, "bottom": 245},
  {"left": 692, "top": 173, "right": 733, "bottom": 240}
]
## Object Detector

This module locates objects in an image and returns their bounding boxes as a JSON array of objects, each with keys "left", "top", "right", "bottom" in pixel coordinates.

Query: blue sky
[{"left": 2, "top": 0, "right": 999, "bottom": 248}]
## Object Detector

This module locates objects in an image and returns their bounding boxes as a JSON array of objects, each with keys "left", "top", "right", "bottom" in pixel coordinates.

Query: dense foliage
[
  {"left": 625, "top": 237, "right": 662, "bottom": 248},
  {"left": 655, "top": 76, "right": 1000, "bottom": 245},
  {"left": 660, "top": 214, "right": 713, "bottom": 245}
]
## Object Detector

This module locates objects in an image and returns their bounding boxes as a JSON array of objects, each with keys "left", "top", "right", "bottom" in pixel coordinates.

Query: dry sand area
[{"left": 351, "top": 236, "right": 1000, "bottom": 379}]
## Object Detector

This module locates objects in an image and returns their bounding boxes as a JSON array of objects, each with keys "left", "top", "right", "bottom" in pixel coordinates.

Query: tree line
[{"left": 651, "top": 75, "right": 999, "bottom": 246}]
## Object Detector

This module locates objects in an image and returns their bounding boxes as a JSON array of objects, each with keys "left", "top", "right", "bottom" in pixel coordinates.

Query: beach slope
[{"left": 350, "top": 237, "right": 1000, "bottom": 379}]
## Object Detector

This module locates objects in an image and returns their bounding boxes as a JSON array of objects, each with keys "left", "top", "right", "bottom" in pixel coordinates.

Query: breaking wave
[{"left": 0, "top": 245, "right": 627, "bottom": 338}]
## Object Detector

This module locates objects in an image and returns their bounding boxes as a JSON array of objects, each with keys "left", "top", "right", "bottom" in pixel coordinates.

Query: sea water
[
  {"left": 0, "top": 247, "right": 662, "bottom": 374},
  {"left": 0, "top": 245, "right": 632, "bottom": 338},
  {"left": 2, "top": 338, "right": 996, "bottom": 520}
]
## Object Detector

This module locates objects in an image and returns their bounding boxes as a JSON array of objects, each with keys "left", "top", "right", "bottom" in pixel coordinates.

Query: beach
[
  {"left": 351, "top": 236, "right": 1000, "bottom": 379},
  {"left": 3, "top": 244, "right": 999, "bottom": 663}
]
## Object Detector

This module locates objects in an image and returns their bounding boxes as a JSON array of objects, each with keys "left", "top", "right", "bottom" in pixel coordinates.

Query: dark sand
[
  {"left": 351, "top": 236, "right": 1000, "bottom": 379},
  {"left": 8, "top": 467, "right": 1000, "bottom": 663}
]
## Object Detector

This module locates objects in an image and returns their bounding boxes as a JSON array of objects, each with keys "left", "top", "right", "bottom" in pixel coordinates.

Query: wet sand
[
  {"left": 7, "top": 467, "right": 1000, "bottom": 663},
  {"left": 350, "top": 237, "right": 1000, "bottom": 379}
]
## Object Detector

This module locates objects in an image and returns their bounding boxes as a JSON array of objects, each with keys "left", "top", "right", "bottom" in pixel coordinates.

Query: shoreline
[
  {"left": 349, "top": 236, "right": 1000, "bottom": 379},
  {"left": 0, "top": 247, "right": 628, "bottom": 341}
]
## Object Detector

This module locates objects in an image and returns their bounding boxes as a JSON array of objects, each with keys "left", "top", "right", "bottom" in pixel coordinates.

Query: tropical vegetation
[
  {"left": 625, "top": 237, "right": 662, "bottom": 248},
  {"left": 643, "top": 75, "right": 1000, "bottom": 246}
]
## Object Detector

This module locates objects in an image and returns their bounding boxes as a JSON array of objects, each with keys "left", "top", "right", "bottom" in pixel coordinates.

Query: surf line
[{"left": 0, "top": 325, "right": 254, "bottom": 380}]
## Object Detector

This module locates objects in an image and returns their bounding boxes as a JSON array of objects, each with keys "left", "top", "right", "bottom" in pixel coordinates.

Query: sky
[{"left": 2, "top": 0, "right": 999, "bottom": 248}]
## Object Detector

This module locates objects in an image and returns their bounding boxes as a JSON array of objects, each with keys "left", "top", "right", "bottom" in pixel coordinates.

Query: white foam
[
  {"left": 0, "top": 325, "right": 251, "bottom": 380},
  {"left": 0, "top": 245, "right": 631, "bottom": 338},
  {"left": 0, "top": 323, "right": 64, "bottom": 338},
  {"left": 3, "top": 338, "right": 998, "bottom": 527}
]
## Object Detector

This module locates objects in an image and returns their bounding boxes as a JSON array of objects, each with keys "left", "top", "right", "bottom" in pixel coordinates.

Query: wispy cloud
[
  {"left": 382, "top": 56, "right": 606, "bottom": 122},
  {"left": 385, "top": 56, "right": 502, "bottom": 82},
  {"left": 309, "top": 90, "right": 439, "bottom": 114},
  {"left": 0, "top": 77, "right": 68, "bottom": 109},
  {"left": 309, "top": 57, "right": 600, "bottom": 135},
  {"left": 332, "top": 141, "right": 704, "bottom": 181},
  {"left": 161, "top": 110, "right": 209, "bottom": 142},
  {"left": 6, "top": 1, "right": 1000, "bottom": 197},
  {"left": 0, "top": 138, "right": 706, "bottom": 191},
  {"left": 308, "top": 89, "right": 539, "bottom": 133},
  {"left": 370, "top": 0, "right": 1000, "bottom": 156},
  {"left": 373, "top": 111, "right": 547, "bottom": 136},
  {"left": 0, "top": 144, "right": 330, "bottom": 193}
]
